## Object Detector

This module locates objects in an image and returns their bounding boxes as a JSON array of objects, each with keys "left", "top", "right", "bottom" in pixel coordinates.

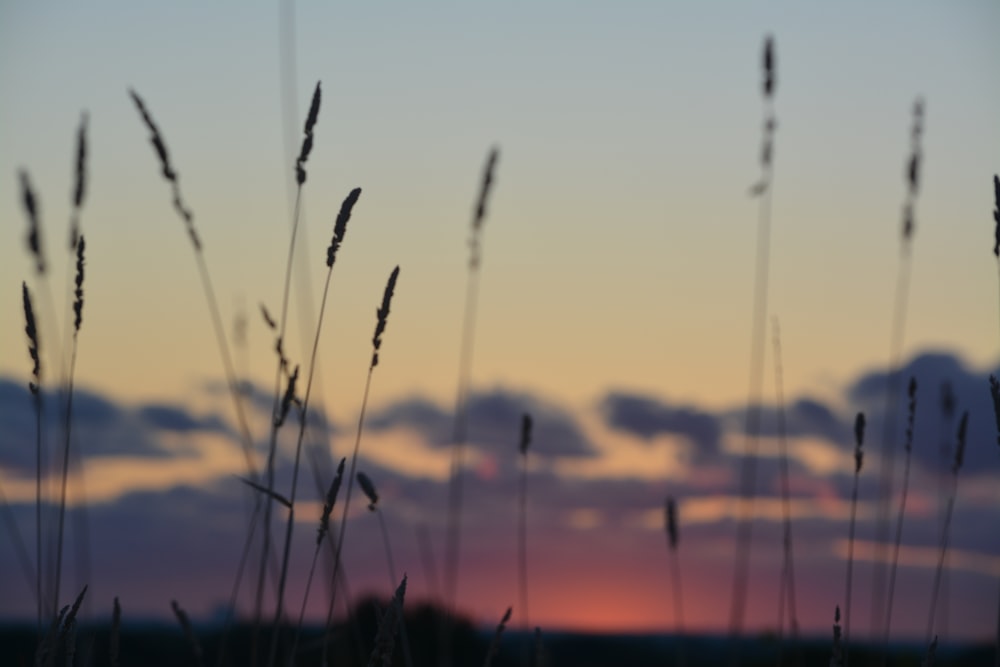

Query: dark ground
[{"left": 2, "top": 599, "right": 994, "bottom": 667}]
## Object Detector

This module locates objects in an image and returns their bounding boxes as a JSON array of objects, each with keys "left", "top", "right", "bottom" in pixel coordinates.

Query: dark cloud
[
  {"left": 725, "top": 396, "right": 851, "bottom": 444},
  {"left": 846, "top": 351, "right": 1000, "bottom": 475},
  {"left": 138, "top": 403, "right": 228, "bottom": 433},
  {"left": 367, "top": 388, "right": 597, "bottom": 458},
  {"left": 1, "top": 350, "right": 998, "bottom": 639},
  {"left": 0, "top": 378, "right": 237, "bottom": 476},
  {"left": 600, "top": 391, "right": 722, "bottom": 460}
]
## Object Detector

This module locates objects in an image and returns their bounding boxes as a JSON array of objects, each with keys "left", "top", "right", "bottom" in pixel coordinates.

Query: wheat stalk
[
  {"left": 321, "top": 266, "right": 400, "bottom": 667},
  {"left": 110, "top": 597, "right": 121, "bottom": 667},
  {"left": 925, "top": 411, "right": 968, "bottom": 643},
  {"left": 287, "top": 458, "right": 345, "bottom": 666},
  {"left": 128, "top": 89, "right": 259, "bottom": 478},
  {"left": 483, "top": 607, "right": 512, "bottom": 667},
  {"left": 271, "top": 189, "right": 362, "bottom": 663},
  {"left": 359, "top": 471, "right": 416, "bottom": 667},
  {"left": 770, "top": 317, "right": 799, "bottom": 666},
  {"left": 172, "top": 599, "right": 206, "bottom": 667},
  {"left": 368, "top": 576, "right": 408, "bottom": 667},
  {"left": 830, "top": 605, "right": 844, "bottom": 667},
  {"left": 52, "top": 235, "right": 86, "bottom": 627},
  {"left": 883, "top": 377, "right": 918, "bottom": 660},
  {"left": 729, "top": 36, "right": 778, "bottom": 658},
  {"left": 665, "top": 496, "right": 686, "bottom": 667},
  {"left": 992, "top": 175, "right": 999, "bottom": 341},
  {"left": 517, "top": 413, "right": 532, "bottom": 650},
  {"left": 871, "top": 97, "right": 925, "bottom": 638},
  {"left": 259, "top": 83, "right": 322, "bottom": 666},
  {"left": 990, "top": 375, "right": 1000, "bottom": 667},
  {"left": 22, "top": 280, "right": 46, "bottom": 629},
  {"left": 843, "top": 412, "right": 865, "bottom": 667},
  {"left": 443, "top": 147, "right": 499, "bottom": 666}
]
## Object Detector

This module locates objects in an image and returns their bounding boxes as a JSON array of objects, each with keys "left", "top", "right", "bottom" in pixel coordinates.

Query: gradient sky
[{"left": 1, "top": 1, "right": 999, "bottom": 644}]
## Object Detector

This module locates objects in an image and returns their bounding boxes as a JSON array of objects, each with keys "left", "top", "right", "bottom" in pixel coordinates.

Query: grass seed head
[
  {"left": 830, "top": 605, "right": 843, "bottom": 667},
  {"left": 129, "top": 89, "right": 176, "bottom": 182},
  {"left": 666, "top": 496, "right": 678, "bottom": 550},
  {"left": 993, "top": 174, "right": 999, "bottom": 257},
  {"left": 905, "top": 377, "right": 917, "bottom": 453},
  {"left": 469, "top": 147, "right": 500, "bottom": 269},
  {"left": 327, "top": 187, "right": 361, "bottom": 267},
  {"left": 260, "top": 303, "right": 277, "bottom": 330},
  {"left": 20, "top": 170, "right": 46, "bottom": 274},
  {"left": 484, "top": 606, "right": 513, "bottom": 667},
  {"left": 318, "top": 458, "right": 346, "bottom": 545},
  {"left": 763, "top": 35, "right": 776, "bottom": 99},
  {"left": 357, "top": 471, "right": 379, "bottom": 511},
  {"left": 952, "top": 411, "right": 968, "bottom": 474},
  {"left": 21, "top": 282, "right": 40, "bottom": 392},
  {"left": 519, "top": 413, "right": 532, "bottom": 455},
  {"left": 296, "top": 81, "right": 321, "bottom": 185},
  {"left": 853, "top": 411, "right": 865, "bottom": 473},
  {"left": 371, "top": 266, "right": 400, "bottom": 368},
  {"left": 275, "top": 364, "right": 300, "bottom": 428},
  {"left": 70, "top": 111, "right": 88, "bottom": 249},
  {"left": 73, "top": 112, "right": 88, "bottom": 209},
  {"left": 368, "top": 575, "right": 407, "bottom": 667},
  {"left": 73, "top": 235, "right": 86, "bottom": 333}
]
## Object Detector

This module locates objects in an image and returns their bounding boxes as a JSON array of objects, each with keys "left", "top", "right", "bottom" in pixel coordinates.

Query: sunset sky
[{"left": 1, "top": 1, "right": 999, "bottom": 644}]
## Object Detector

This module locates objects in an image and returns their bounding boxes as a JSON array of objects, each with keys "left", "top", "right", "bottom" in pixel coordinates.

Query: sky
[{"left": 1, "top": 0, "right": 999, "bottom": 645}]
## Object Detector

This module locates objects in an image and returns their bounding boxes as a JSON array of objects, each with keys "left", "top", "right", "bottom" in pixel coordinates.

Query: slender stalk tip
[
  {"left": 295, "top": 80, "right": 322, "bottom": 185},
  {"left": 304, "top": 80, "right": 321, "bottom": 136},
  {"left": 763, "top": 35, "right": 776, "bottom": 98},
  {"left": 129, "top": 88, "right": 177, "bottom": 182},
  {"left": 371, "top": 266, "right": 400, "bottom": 368},
  {"left": 70, "top": 111, "right": 88, "bottom": 249},
  {"left": 469, "top": 147, "right": 500, "bottom": 269}
]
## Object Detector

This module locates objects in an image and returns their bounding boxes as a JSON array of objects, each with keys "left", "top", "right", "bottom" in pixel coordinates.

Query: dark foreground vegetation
[{"left": 1, "top": 598, "right": 995, "bottom": 667}]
